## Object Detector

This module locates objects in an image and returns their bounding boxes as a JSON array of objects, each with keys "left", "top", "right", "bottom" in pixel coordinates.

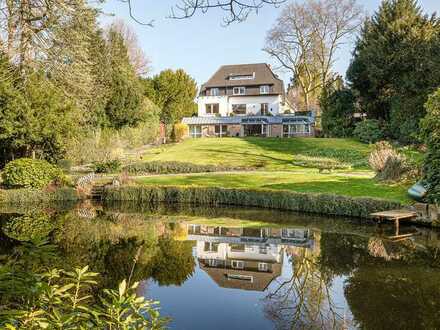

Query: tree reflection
[{"left": 263, "top": 232, "right": 350, "bottom": 330}]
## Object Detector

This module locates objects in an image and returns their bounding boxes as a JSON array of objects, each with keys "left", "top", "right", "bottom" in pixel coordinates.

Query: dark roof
[
  {"left": 200, "top": 63, "right": 284, "bottom": 95},
  {"left": 200, "top": 263, "right": 282, "bottom": 291}
]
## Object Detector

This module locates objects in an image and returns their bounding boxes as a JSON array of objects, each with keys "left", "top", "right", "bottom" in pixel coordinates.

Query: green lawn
[
  {"left": 134, "top": 137, "right": 414, "bottom": 203},
  {"left": 136, "top": 171, "right": 410, "bottom": 203},
  {"left": 141, "top": 137, "right": 372, "bottom": 171}
]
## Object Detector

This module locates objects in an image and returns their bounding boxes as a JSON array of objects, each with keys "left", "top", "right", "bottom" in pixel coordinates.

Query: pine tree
[{"left": 347, "top": 0, "right": 440, "bottom": 143}]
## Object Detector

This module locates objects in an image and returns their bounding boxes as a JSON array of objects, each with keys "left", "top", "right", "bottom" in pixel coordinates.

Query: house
[
  {"left": 182, "top": 63, "right": 315, "bottom": 138},
  {"left": 187, "top": 224, "right": 313, "bottom": 291}
]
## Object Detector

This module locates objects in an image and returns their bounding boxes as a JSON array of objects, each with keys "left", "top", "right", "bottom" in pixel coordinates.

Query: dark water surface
[{"left": 1, "top": 202, "right": 440, "bottom": 329}]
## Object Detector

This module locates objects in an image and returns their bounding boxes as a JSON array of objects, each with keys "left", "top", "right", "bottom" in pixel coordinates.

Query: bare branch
[{"left": 169, "top": 0, "right": 286, "bottom": 25}]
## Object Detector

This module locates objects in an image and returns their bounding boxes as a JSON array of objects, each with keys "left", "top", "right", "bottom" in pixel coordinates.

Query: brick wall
[
  {"left": 270, "top": 124, "right": 283, "bottom": 138},
  {"left": 228, "top": 125, "right": 241, "bottom": 137}
]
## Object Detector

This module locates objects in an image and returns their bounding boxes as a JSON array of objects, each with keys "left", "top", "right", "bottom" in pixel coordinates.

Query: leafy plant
[
  {"left": 1, "top": 158, "right": 64, "bottom": 189},
  {"left": 172, "top": 123, "right": 188, "bottom": 142},
  {"left": 421, "top": 88, "right": 440, "bottom": 204},
  {"left": 353, "top": 120, "right": 383, "bottom": 144},
  {"left": 2, "top": 213, "right": 55, "bottom": 242},
  {"left": 0, "top": 265, "right": 167, "bottom": 329},
  {"left": 94, "top": 159, "right": 122, "bottom": 174}
]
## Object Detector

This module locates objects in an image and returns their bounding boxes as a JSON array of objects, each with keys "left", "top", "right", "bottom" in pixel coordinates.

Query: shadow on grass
[{"left": 261, "top": 177, "right": 408, "bottom": 202}]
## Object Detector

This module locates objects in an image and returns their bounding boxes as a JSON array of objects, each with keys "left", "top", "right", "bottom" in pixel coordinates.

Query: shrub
[
  {"left": 421, "top": 89, "right": 440, "bottom": 204},
  {"left": 353, "top": 120, "right": 383, "bottom": 144},
  {"left": 103, "top": 185, "right": 402, "bottom": 219},
  {"left": 1, "top": 158, "right": 64, "bottom": 189},
  {"left": 292, "top": 155, "right": 351, "bottom": 170},
  {"left": 93, "top": 159, "right": 122, "bottom": 173},
  {"left": 173, "top": 123, "right": 188, "bottom": 142},
  {"left": 2, "top": 213, "right": 54, "bottom": 241},
  {"left": 123, "top": 161, "right": 247, "bottom": 175},
  {"left": 0, "top": 187, "right": 79, "bottom": 205},
  {"left": 369, "top": 141, "right": 408, "bottom": 181}
]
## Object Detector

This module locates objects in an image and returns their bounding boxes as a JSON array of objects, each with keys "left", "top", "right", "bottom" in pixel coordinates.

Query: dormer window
[
  {"left": 229, "top": 72, "right": 255, "bottom": 80},
  {"left": 210, "top": 88, "right": 219, "bottom": 96},
  {"left": 233, "top": 87, "right": 246, "bottom": 95},
  {"left": 260, "top": 85, "right": 270, "bottom": 94}
]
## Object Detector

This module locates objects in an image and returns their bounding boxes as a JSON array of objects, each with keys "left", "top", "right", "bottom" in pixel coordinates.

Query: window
[
  {"left": 259, "top": 245, "right": 268, "bottom": 254},
  {"left": 208, "top": 259, "right": 218, "bottom": 267},
  {"left": 283, "top": 124, "right": 310, "bottom": 137},
  {"left": 233, "top": 87, "right": 246, "bottom": 95},
  {"left": 230, "top": 244, "right": 245, "bottom": 252},
  {"left": 227, "top": 274, "right": 253, "bottom": 282},
  {"left": 229, "top": 73, "right": 254, "bottom": 80},
  {"left": 258, "top": 263, "right": 268, "bottom": 272},
  {"left": 260, "top": 85, "right": 270, "bottom": 94},
  {"left": 261, "top": 103, "right": 269, "bottom": 116},
  {"left": 215, "top": 125, "right": 228, "bottom": 137},
  {"left": 232, "top": 104, "right": 247, "bottom": 115},
  {"left": 210, "top": 88, "right": 220, "bottom": 96},
  {"left": 205, "top": 103, "right": 219, "bottom": 115},
  {"left": 190, "top": 125, "right": 202, "bottom": 138},
  {"left": 231, "top": 260, "right": 244, "bottom": 269},
  {"left": 204, "top": 242, "right": 219, "bottom": 252}
]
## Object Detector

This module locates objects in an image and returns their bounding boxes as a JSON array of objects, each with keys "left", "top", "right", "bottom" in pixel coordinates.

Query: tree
[
  {"left": 102, "top": 26, "right": 148, "bottom": 129},
  {"left": 320, "top": 80, "right": 357, "bottom": 137},
  {"left": 0, "top": 65, "right": 79, "bottom": 164},
  {"left": 421, "top": 89, "right": 440, "bottom": 204},
  {"left": 264, "top": 0, "right": 363, "bottom": 117},
  {"left": 347, "top": 0, "right": 440, "bottom": 143},
  {"left": 142, "top": 69, "right": 198, "bottom": 125}
]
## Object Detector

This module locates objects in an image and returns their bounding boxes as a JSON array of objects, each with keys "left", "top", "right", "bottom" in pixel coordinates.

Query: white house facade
[{"left": 182, "top": 63, "right": 315, "bottom": 138}]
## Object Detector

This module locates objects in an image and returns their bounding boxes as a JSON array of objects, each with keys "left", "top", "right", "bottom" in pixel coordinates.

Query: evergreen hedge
[
  {"left": 102, "top": 185, "right": 401, "bottom": 219},
  {"left": 123, "top": 161, "right": 248, "bottom": 175}
]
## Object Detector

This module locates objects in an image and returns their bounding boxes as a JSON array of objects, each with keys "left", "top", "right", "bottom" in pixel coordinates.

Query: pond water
[{"left": 1, "top": 201, "right": 440, "bottom": 329}]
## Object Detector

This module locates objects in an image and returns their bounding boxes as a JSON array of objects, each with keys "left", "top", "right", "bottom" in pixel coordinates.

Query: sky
[{"left": 100, "top": 0, "right": 440, "bottom": 86}]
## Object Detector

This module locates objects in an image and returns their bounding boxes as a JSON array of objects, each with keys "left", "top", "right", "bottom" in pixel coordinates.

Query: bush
[
  {"left": 292, "top": 155, "right": 351, "bottom": 170},
  {"left": 93, "top": 159, "right": 122, "bottom": 173},
  {"left": 421, "top": 89, "right": 440, "bottom": 204},
  {"left": 0, "top": 187, "right": 79, "bottom": 205},
  {"left": 353, "top": 120, "right": 383, "bottom": 144},
  {"left": 103, "top": 185, "right": 402, "bottom": 219},
  {"left": 1, "top": 158, "right": 64, "bottom": 189},
  {"left": 123, "top": 161, "right": 247, "bottom": 175},
  {"left": 173, "top": 123, "right": 188, "bottom": 142},
  {"left": 369, "top": 141, "right": 408, "bottom": 181},
  {"left": 2, "top": 213, "right": 54, "bottom": 241}
]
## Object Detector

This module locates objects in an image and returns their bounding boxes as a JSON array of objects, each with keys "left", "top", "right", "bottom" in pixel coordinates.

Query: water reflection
[{"left": 1, "top": 203, "right": 440, "bottom": 330}]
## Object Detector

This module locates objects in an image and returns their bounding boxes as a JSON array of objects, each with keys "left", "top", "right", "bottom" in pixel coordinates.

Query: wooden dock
[{"left": 370, "top": 209, "right": 418, "bottom": 238}]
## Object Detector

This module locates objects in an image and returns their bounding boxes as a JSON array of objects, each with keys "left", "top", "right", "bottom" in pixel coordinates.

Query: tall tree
[
  {"left": 264, "top": 0, "right": 363, "bottom": 118},
  {"left": 142, "top": 69, "right": 197, "bottom": 125},
  {"left": 347, "top": 0, "right": 440, "bottom": 143}
]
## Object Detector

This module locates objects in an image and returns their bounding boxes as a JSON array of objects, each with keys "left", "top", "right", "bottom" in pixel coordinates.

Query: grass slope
[
  {"left": 142, "top": 137, "right": 372, "bottom": 171},
  {"left": 136, "top": 172, "right": 410, "bottom": 203}
]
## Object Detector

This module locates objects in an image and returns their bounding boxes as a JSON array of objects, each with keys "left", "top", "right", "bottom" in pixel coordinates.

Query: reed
[{"left": 103, "top": 185, "right": 401, "bottom": 219}]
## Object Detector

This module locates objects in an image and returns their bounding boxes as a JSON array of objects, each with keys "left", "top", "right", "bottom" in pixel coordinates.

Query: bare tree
[
  {"left": 169, "top": 0, "right": 286, "bottom": 25},
  {"left": 264, "top": 0, "right": 363, "bottom": 115},
  {"left": 109, "top": 19, "right": 151, "bottom": 76}
]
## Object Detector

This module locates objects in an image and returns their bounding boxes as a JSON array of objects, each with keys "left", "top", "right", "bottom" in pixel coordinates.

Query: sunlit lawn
[
  {"left": 141, "top": 137, "right": 372, "bottom": 171},
  {"left": 135, "top": 171, "right": 410, "bottom": 203}
]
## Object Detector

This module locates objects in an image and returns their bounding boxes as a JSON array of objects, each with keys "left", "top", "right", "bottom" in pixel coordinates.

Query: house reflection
[{"left": 187, "top": 224, "right": 314, "bottom": 291}]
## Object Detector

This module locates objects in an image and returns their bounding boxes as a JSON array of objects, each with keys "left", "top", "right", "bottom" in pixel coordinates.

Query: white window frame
[
  {"left": 258, "top": 263, "right": 268, "bottom": 272},
  {"left": 208, "top": 259, "right": 218, "bottom": 267},
  {"left": 214, "top": 125, "right": 228, "bottom": 137},
  {"left": 205, "top": 103, "right": 219, "bottom": 115},
  {"left": 210, "top": 88, "right": 220, "bottom": 96},
  {"left": 231, "top": 260, "right": 244, "bottom": 269},
  {"left": 260, "top": 85, "right": 270, "bottom": 94},
  {"left": 190, "top": 125, "right": 202, "bottom": 138},
  {"left": 283, "top": 124, "right": 310, "bottom": 137},
  {"left": 232, "top": 104, "right": 247, "bottom": 115},
  {"left": 261, "top": 103, "right": 269, "bottom": 116},
  {"left": 229, "top": 73, "right": 255, "bottom": 81},
  {"left": 233, "top": 87, "right": 246, "bottom": 95}
]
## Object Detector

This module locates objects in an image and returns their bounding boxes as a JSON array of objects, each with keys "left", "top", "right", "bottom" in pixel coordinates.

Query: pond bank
[{"left": 102, "top": 185, "right": 402, "bottom": 219}]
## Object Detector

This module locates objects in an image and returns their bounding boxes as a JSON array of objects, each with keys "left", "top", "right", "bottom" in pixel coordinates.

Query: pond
[{"left": 1, "top": 201, "right": 440, "bottom": 329}]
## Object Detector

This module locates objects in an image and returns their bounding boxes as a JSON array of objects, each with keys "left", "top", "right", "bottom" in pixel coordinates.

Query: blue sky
[{"left": 100, "top": 0, "right": 439, "bottom": 85}]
